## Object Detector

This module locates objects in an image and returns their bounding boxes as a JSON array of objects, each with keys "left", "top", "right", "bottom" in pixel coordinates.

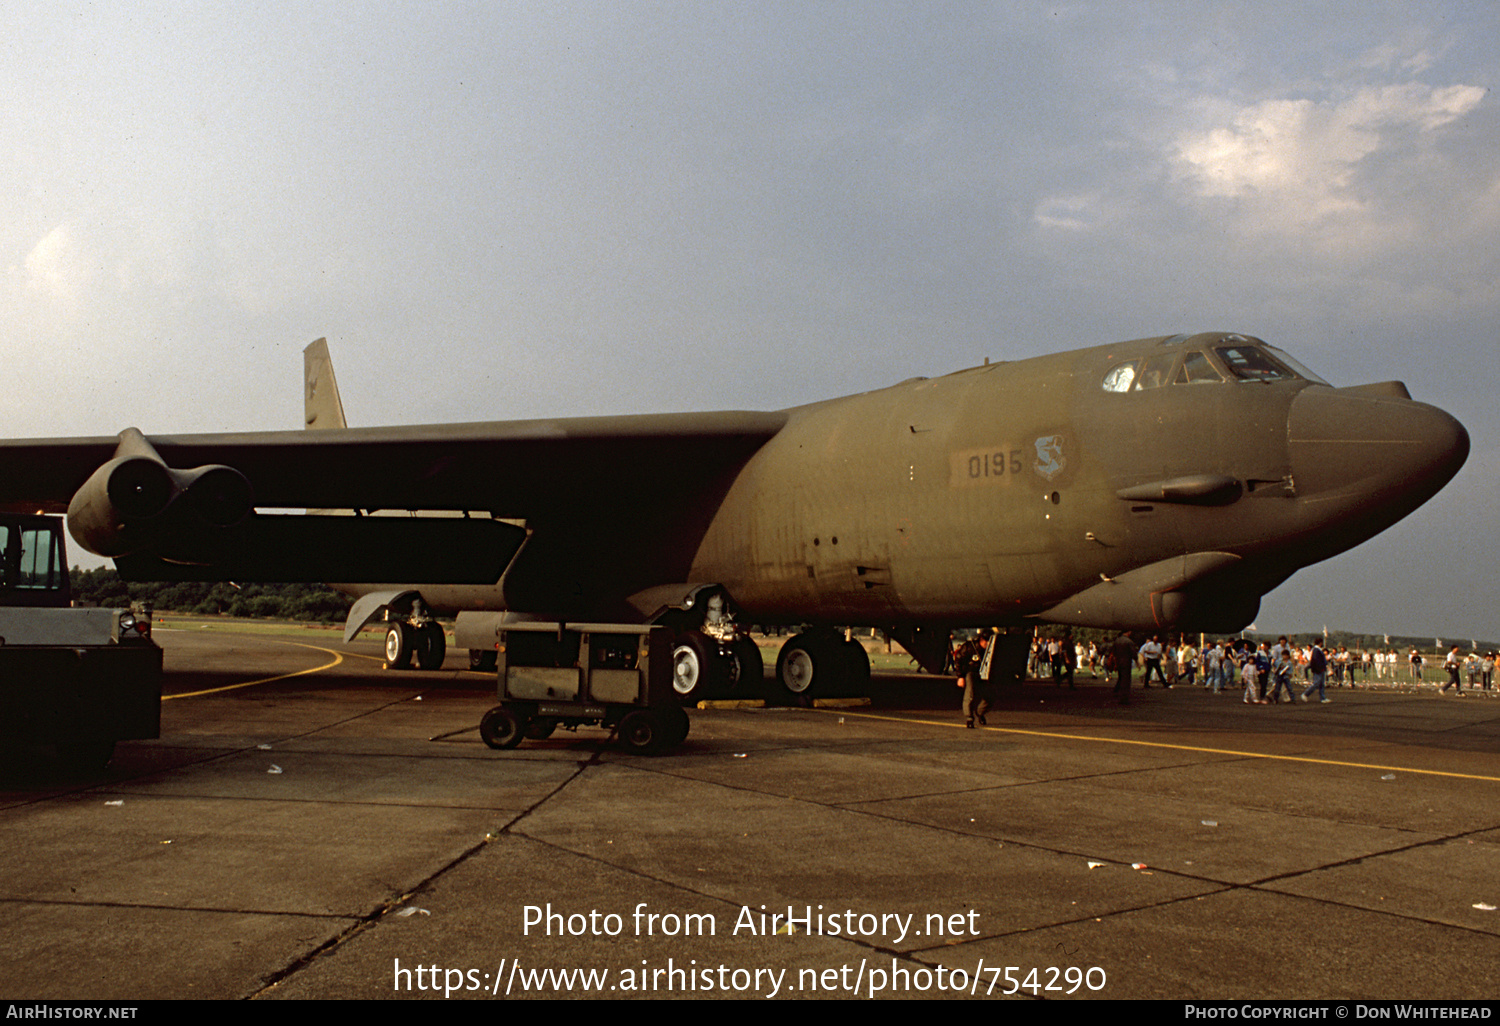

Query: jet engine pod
[
  {"left": 65, "top": 428, "right": 253, "bottom": 557},
  {"left": 178, "top": 464, "right": 254, "bottom": 527},
  {"left": 67, "top": 454, "right": 177, "bottom": 557}
]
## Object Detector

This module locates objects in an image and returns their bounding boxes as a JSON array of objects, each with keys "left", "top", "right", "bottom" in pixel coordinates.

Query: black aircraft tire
[
  {"left": 776, "top": 632, "right": 839, "bottom": 701},
  {"left": 671, "top": 632, "right": 728, "bottom": 701},
  {"left": 729, "top": 637, "right": 765, "bottom": 693},
  {"left": 415, "top": 622, "right": 447, "bottom": 670},
  {"left": 479, "top": 706, "right": 524, "bottom": 749},
  {"left": 840, "top": 639, "right": 871, "bottom": 695},
  {"left": 618, "top": 709, "right": 667, "bottom": 755},
  {"left": 385, "top": 623, "right": 414, "bottom": 670}
]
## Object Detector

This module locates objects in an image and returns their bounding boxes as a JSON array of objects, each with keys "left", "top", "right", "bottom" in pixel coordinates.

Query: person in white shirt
[
  {"left": 1138, "top": 636, "right": 1167, "bottom": 688},
  {"left": 1440, "top": 645, "right": 1463, "bottom": 695}
]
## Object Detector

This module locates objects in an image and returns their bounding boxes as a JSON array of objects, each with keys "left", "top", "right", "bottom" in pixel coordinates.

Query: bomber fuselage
[{"left": 690, "top": 332, "right": 1467, "bottom": 633}]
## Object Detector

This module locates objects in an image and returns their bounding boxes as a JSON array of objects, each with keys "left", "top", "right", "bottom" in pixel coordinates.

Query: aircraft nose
[{"left": 1287, "top": 385, "right": 1469, "bottom": 503}]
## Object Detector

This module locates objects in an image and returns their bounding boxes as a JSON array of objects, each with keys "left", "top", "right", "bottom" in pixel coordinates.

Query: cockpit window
[
  {"left": 1107, "top": 338, "right": 1324, "bottom": 390},
  {"left": 1215, "top": 345, "right": 1296, "bottom": 382},
  {"left": 1175, "top": 351, "right": 1224, "bottom": 384},
  {"left": 1132, "top": 352, "right": 1177, "bottom": 390},
  {"left": 1101, "top": 362, "right": 1138, "bottom": 392},
  {"left": 1264, "top": 346, "right": 1330, "bottom": 386}
]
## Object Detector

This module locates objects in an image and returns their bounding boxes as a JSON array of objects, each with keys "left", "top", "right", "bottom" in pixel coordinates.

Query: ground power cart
[{"left": 468, "top": 619, "right": 689, "bottom": 755}]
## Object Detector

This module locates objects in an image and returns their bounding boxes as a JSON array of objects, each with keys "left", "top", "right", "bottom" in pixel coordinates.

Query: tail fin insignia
[{"left": 303, "top": 338, "right": 348, "bottom": 430}]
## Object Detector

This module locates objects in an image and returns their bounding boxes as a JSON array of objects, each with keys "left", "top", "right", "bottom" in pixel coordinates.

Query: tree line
[
  {"left": 68, "top": 567, "right": 1492, "bottom": 650},
  {"left": 69, "top": 567, "right": 352, "bottom": 623}
]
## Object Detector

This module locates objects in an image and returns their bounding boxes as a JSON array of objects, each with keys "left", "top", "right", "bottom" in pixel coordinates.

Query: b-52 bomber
[{"left": 0, "top": 332, "right": 1467, "bottom": 700}]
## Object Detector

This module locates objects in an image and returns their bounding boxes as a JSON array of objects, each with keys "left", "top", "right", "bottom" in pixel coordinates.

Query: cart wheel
[
  {"left": 661, "top": 704, "right": 690, "bottom": 747},
  {"left": 524, "top": 717, "right": 557, "bottom": 740},
  {"left": 618, "top": 709, "right": 667, "bottom": 755},
  {"left": 479, "top": 706, "right": 524, "bottom": 749}
]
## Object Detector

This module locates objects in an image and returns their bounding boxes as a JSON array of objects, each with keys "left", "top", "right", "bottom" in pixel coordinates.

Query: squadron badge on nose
[{"left": 1033, "top": 434, "right": 1066, "bottom": 480}]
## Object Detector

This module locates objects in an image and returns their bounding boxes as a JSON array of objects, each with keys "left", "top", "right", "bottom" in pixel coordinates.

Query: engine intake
[{"left": 67, "top": 428, "right": 253, "bottom": 557}]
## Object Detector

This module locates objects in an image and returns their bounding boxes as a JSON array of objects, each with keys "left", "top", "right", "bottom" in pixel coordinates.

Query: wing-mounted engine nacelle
[{"left": 67, "top": 428, "right": 253, "bottom": 557}]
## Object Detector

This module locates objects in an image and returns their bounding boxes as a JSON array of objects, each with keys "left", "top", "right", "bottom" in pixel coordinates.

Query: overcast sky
[{"left": 2, "top": 2, "right": 1494, "bottom": 641}]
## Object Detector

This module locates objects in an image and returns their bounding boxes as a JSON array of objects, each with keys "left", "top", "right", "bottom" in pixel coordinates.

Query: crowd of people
[
  {"left": 1023, "top": 633, "right": 1496, "bottom": 706},
  {"left": 951, "top": 630, "right": 1494, "bottom": 723}
]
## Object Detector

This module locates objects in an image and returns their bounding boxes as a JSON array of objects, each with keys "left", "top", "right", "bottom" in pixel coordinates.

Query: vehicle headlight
[{"left": 117, "top": 612, "right": 151, "bottom": 639}]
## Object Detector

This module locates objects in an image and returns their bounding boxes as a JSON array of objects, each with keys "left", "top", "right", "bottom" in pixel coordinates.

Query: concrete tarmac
[{"left": 1, "top": 627, "right": 1497, "bottom": 1001}]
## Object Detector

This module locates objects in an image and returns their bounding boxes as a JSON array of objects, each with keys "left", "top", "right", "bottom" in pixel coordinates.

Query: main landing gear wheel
[
  {"left": 671, "top": 632, "right": 727, "bottom": 701},
  {"left": 776, "top": 633, "right": 828, "bottom": 700},
  {"left": 728, "top": 637, "right": 764, "bottom": 691},
  {"left": 775, "top": 633, "right": 868, "bottom": 701},
  {"left": 480, "top": 706, "right": 524, "bottom": 749},
  {"left": 840, "top": 638, "right": 871, "bottom": 692},
  {"left": 385, "top": 622, "right": 414, "bottom": 669},
  {"left": 415, "top": 622, "right": 447, "bottom": 670}
]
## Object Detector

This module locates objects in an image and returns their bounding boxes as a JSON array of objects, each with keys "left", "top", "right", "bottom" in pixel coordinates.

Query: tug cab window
[{"left": 17, "top": 526, "right": 61, "bottom": 590}]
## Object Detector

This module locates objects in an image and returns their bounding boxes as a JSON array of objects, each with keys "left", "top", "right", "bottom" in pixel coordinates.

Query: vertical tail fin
[{"left": 303, "top": 338, "right": 348, "bottom": 430}]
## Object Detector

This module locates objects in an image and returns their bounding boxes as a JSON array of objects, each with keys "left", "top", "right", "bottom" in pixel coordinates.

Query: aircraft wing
[{"left": 0, "top": 411, "right": 788, "bottom": 586}]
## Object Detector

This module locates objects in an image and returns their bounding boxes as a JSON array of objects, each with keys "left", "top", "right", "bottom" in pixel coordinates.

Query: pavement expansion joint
[{"left": 0, "top": 895, "right": 356, "bottom": 920}]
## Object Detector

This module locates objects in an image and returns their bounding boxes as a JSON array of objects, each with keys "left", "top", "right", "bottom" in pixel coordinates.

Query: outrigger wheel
[
  {"left": 415, "top": 622, "right": 447, "bottom": 670},
  {"left": 385, "top": 622, "right": 414, "bottom": 669}
]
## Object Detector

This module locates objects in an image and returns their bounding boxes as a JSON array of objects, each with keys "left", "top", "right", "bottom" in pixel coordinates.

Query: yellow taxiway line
[
  {"left": 162, "top": 641, "right": 346, "bottom": 700},
  {"left": 825, "top": 708, "right": 1500, "bottom": 784}
]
